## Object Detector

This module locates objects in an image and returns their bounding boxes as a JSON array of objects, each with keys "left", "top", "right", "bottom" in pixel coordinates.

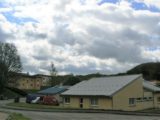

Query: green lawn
[
  {"left": 7, "top": 113, "right": 30, "bottom": 120},
  {"left": 141, "top": 108, "right": 160, "bottom": 113},
  {"left": 7, "top": 102, "right": 63, "bottom": 109}
]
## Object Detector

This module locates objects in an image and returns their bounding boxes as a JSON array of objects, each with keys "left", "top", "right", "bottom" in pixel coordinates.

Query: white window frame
[
  {"left": 129, "top": 98, "right": 135, "bottom": 105},
  {"left": 64, "top": 97, "right": 70, "bottom": 104},
  {"left": 90, "top": 98, "right": 98, "bottom": 106}
]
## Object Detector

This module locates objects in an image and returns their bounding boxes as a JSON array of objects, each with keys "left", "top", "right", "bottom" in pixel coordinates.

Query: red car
[{"left": 42, "top": 96, "right": 59, "bottom": 105}]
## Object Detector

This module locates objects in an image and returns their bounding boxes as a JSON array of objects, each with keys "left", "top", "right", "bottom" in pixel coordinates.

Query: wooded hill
[
  {"left": 56, "top": 62, "right": 160, "bottom": 85},
  {"left": 126, "top": 62, "right": 160, "bottom": 80}
]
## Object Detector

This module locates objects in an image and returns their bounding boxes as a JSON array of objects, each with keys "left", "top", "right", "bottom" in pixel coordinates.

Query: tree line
[{"left": 0, "top": 42, "right": 22, "bottom": 93}]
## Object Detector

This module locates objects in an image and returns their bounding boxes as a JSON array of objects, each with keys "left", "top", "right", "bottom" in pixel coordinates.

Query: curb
[{"left": 2, "top": 106, "right": 160, "bottom": 117}]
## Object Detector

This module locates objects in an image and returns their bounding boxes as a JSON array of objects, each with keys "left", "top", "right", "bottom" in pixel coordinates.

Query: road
[
  {"left": 1, "top": 99, "right": 160, "bottom": 120},
  {"left": 1, "top": 109, "right": 160, "bottom": 120}
]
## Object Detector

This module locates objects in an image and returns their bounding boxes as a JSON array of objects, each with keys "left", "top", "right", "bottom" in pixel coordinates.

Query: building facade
[
  {"left": 8, "top": 73, "right": 51, "bottom": 90},
  {"left": 61, "top": 74, "right": 160, "bottom": 111}
]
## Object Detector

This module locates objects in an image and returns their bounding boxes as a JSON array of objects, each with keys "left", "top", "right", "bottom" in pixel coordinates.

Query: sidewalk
[{"left": 0, "top": 112, "right": 8, "bottom": 120}]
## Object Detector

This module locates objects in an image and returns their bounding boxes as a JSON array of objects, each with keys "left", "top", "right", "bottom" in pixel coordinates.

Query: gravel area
[{"left": 0, "top": 112, "right": 8, "bottom": 120}]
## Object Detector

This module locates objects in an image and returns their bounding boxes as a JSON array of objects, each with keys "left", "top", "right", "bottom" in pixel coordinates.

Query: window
[
  {"left": 80, "top": 98, "right": 83, "bottom": 104},
  {"left": 129, "top": 98, "right": 135, "bottom": 105},
  {"left": 143, "top": 97, "right": 147, "bottom": 101},
  {"left": 157, "top": 97, "right": 160, "bottom": 102},
  {"left": 90, "top": 98, "right": 98, "bottom": 106},
  {"left": 147, "top": 97, "right": 153, "bottom": 101},
  {"left": 64, "top": 97, "right": 70, "bottom": 104},
  {"left": 136, "top": 98, "right": 142, "bottom": 101}
]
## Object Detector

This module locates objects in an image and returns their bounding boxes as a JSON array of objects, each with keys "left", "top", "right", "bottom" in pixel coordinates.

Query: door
[{"left": 79, "top": 98, "right": 83, "bottom": 108}]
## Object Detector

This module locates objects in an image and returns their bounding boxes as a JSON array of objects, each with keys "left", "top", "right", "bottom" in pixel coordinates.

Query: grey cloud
[
  {"left": 55, "top": 0, "right": 71, "bottom": 11},
  {"left": 75, "top": 25, "right": 151, "bottom": 63},
  {"left": 32, "top": 55, "right": 49, "bottom": 61},
  {"left": 0, "top": 28, "right": 13, "bottom": 42},
  {"left": 89, "top": 7, "right": 160, "bottom": 32},
  {"left": 86, "top": 42, "right": 148, "bottom": 63},
  {"left": 23, "top": 64, "right": 42, "bottom": 74},
  {"left": 59, "top": 64, "right": 110, "bottom": 75},
  {"left": 6, "top": 1, "right": 160, "bottom": 75},
  {"left": 31, "top": 46, "right": 51, "bottom": 61},
  {"left": 30, "top": 4, "right": 160, "bottom": 74},
  {"left": 25, "top": 31, "right": 47, "bottom": 40},
  {"left": 49, "top": 24, "right": 76, "bottom": 46}
]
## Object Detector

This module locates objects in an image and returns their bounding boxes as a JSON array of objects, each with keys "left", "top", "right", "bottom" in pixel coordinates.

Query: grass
[
  {"left": 6, "top": 102, "right": 108, "bottom": 111},
  {"left": 141, "top": 108, "right": 160, "bottom": 113},
  {"left": 7, "top": 113, "right": 30, "bottom": 120},
  {"left": 7, "top": 102, "right": 63, "bottom": 109}
]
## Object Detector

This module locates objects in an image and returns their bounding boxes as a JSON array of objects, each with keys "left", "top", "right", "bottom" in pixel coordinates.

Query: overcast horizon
[{"left": 0, "top": 0, "right": 160, "bottom": 75}]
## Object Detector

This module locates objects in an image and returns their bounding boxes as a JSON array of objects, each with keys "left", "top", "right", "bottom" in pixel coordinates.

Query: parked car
[
  {"left": 31, "top": 96, "right": 40, "bottom": 104},
  {"left": 26, "top": 94, "right": 59, "bottom": 105},
  {"left": 26, "top": 94, "right": 43, "bottom": 104},
  {"left": 42, "top": 96, "right": 59, "bottom": 105}
]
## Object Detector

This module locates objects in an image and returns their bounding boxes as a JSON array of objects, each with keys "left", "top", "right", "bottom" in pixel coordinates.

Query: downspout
[
  {"left": 112, "top": 97, "right": 113, "bottom": 110},
  {"left": 153, "top": 92, "right": 155, "bottom": 109}
]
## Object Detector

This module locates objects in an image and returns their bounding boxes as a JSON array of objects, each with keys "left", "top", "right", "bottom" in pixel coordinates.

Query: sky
[{"left": 0, "top": 0, "right": 160, "bottom": 75}]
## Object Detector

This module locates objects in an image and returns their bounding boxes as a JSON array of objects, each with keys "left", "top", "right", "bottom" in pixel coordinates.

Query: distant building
[
  {"left": 8, "top": 73, "right": 51, "bottom": 90},
  {"left": 61, "top": 74, "right": 160, "bottom": 111},
  {"left": 150, "top": 80, "right": 160, "bottom": 87}
]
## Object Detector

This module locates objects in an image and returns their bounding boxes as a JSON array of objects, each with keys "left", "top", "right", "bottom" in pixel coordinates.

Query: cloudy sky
[{"left": 0, "top": 0, "right": 160, "bottom": 75}]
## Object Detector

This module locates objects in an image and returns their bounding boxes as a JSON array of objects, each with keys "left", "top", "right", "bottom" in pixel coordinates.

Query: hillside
[
  {"left": 0, "top": 88, "right": 21, "bottom": 100},
  {"left": 126, "top": 62, "right": 160, "bottom": 80}
]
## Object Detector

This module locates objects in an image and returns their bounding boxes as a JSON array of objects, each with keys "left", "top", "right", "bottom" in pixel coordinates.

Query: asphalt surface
[
  {"left": 1, "top": 99, "right": 160, "bottom": 120},
  {"left": 1, "top": 109, "right": 160, "bottom": 120}
]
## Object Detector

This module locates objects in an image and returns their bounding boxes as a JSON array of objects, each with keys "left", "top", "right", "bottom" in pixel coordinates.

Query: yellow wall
[
  {"left": 111, "top": 77, "right": 154, "bottom": 111},
  {"left": 17, "top": 77, "right": 42, "bottom": 90},
  {"left": 143, "top": 89, "right": 153, "bottom": 97},
  {"left": 62, "top": 96, "right": 112, "bottom": 109},
  {"left": 112, "top": 77, "right": 144, "bottom": 111},
  {"left": 153, "top": 93, "right": 160, "bottom": 108},
  {"left": 62, "top": 76, "right": 158, "bottom": 111}
]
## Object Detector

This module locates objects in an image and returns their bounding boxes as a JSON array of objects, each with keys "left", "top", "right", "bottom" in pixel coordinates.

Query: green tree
[
  {"left": 49, "top": 62, "right": 59, "bottom": 86},
  {"left": 50, "top": 62, "right": 57, "bottom": 76},
  {"left": 0, "top": 42, "right": 22, "bottom": 93},
  {"left": 0, "top": 62, "right": 8, "bottom": 93},
  {"left": 63, "top": 76, "right": 81, "bottom": 86}
]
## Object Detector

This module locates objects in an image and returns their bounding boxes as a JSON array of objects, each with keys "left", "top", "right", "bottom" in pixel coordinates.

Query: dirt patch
[{"left": 0, "top": 112, "right": 8, "bottom": 120}]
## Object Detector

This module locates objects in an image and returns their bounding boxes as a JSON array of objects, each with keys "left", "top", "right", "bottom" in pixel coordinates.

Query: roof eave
[{"left": 60, "top": 94, "right": 111, "bottom": 98}]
